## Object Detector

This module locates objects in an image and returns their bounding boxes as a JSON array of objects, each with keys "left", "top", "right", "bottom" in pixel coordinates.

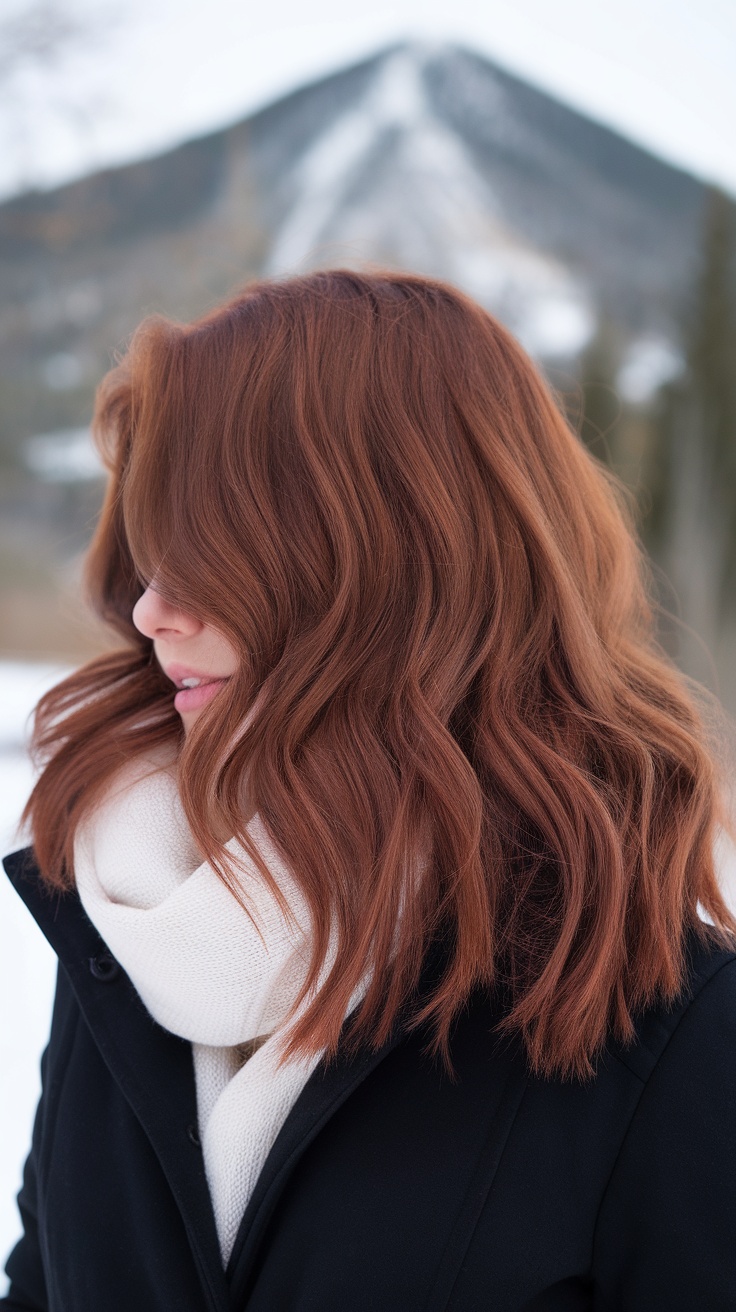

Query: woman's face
[{"left": 132, "top": 585, "right": 239, "bottom": 735}]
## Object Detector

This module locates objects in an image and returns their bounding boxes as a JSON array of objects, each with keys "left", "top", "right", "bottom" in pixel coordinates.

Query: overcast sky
[{"left": 1, "top": 0, "right": 734, "bottom": 202}]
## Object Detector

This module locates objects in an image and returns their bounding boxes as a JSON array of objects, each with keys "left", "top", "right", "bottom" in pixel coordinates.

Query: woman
[{"left": 3, "top": 269, "right": 736, "bottom": 1311}]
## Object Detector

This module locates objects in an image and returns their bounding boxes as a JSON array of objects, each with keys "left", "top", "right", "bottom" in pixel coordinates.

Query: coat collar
[
  {"left": 3, "top": 845, "right": 231, "bottom": 1311},
  {"left": 3, "top": 844, "right": 530, "bottom": 1311},
  {"left": 2, "top": 847, "right": 427, "bottom": 1305}
]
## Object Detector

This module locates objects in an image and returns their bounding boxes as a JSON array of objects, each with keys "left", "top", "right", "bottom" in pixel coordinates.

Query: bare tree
[
  {"left": 0, "top": 0, "right": 121, "bottom": 195},
  {"left": 0, "top": 3, "right": 87, "bottom": 85}
]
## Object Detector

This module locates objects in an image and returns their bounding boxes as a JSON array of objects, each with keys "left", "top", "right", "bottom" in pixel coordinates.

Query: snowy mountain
[
  {"left": 245, "top": 44, "right": 704, "bottom": 358},
  {"left": 258, "top": 47, "right": 595, "bottom": 360},
  {"left": 0, "top": 42, "right": 708, "bottom": 413},
  {"left": 0, "top": 40, "right": 712, "bottom": 605}
]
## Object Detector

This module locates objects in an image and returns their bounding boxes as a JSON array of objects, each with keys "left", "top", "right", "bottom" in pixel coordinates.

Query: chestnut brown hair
[{"left": 22, "top": 269, "right": 736, "bottom": 1080}]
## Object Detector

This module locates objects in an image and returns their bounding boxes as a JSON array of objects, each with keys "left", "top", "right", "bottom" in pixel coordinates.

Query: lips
[
  {"left": 163, "top": 663, "right": 231, "bottom": 690},
  {"left": 159, "top": 662, "right": 232, "bottom": 713},
  {"left": 173, "top": 677, "right": 230, "bottom": 713}
]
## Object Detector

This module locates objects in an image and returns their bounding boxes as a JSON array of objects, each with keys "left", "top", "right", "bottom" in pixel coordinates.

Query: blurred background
[{"left": 1, "top": 0, "right": 735, "bottom": 1283}]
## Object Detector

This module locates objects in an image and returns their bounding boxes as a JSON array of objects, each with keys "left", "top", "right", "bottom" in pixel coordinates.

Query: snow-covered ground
[
  {"left": 0, "top": 662, "right": 73, "bottom": 1291},
  {"left": 1, "top": 658, "right": 735, "bottom": 1292}
]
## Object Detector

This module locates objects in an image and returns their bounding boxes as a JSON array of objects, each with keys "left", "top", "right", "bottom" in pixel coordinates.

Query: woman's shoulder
[
  {"left": 591, "top": 930, "right": 736, "bottom": 1304},
  {"left": 605, "top": 924, "right": 736, "bottom": 1089},
  {"left": 653, "top": 926, "right": 736, "bottom": 1069}
]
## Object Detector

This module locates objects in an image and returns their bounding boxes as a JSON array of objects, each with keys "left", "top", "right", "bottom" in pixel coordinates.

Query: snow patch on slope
[{"left": 265, "top": 47, "right": 595, "bottom": 360}]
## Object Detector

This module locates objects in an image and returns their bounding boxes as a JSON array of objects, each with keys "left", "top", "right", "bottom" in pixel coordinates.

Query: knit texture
[{"left": 73, "top": 747, "right": 365, "bottom": 1264}]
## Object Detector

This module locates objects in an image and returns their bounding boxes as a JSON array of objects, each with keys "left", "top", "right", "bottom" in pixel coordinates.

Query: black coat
[{"left": 2, "top": 844, "right": 736, "bottom": 1312}]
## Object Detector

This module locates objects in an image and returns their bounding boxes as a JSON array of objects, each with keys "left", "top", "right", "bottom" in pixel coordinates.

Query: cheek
[{"left": 208, "top": 629, "right": 239, "bottom": 672}]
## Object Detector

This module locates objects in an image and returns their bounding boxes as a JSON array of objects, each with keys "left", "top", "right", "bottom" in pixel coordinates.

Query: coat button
[
  {"left": 186, "top": 1122, "right": 201, "bottom": 1147},
  {"left": 88, "top": 951, "right": 120, "bottom": 981}
]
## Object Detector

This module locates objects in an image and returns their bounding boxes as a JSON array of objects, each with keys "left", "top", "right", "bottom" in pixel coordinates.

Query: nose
[{"left": 131, "top": 585, "right": 202, "bottom": 640}]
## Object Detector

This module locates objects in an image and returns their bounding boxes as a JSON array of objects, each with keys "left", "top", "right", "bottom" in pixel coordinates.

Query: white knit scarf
[{"left": 73, "top": 746, "right": 366, "bottom": 1266}]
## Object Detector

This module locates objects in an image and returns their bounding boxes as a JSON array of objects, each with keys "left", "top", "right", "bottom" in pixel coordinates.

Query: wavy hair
[{"left": 22, "top": 269, "right": 736, "bottom": 1080}]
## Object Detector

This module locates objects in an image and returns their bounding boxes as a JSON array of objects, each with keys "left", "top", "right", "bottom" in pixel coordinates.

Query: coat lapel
[
  {"left": 224, "top": 947, "right": 529, "bottom": 1309},
  {"left": 3, "top": 847, "right": 231, "bottom": 1312},
  {"left": 422, "top": 1054, "right": 529, "bottom": 1311},
  {"left": 224, "top": 1021, "right": 409, "bottom": 1303}
]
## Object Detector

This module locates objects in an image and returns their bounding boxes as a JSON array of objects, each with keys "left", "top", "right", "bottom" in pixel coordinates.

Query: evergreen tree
[
  {"left": 628, "top": 186, "right": 736, "bottom": 699},
  {"left": 687, "top": 187, "right": 736, "bottom": 621},
  {"left": 575, "top": 314, "right": 624, "bottom": 469}
]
